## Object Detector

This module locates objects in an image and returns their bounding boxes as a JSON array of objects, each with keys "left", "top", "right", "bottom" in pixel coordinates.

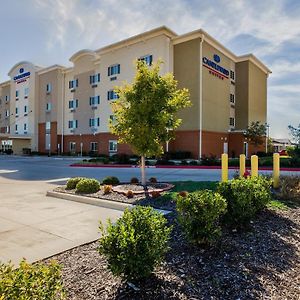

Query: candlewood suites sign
[
  {"left": 14, "top": 68, "right": 31, "bottom": 84},
  {"left": 202, "top": 54, "right": 229, "bottom": 80}
]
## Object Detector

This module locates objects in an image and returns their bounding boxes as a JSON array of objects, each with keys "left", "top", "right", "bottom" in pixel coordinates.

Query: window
[
  {"left": 24, "top": 105, "right": 27, "bottom": 113},
  {"left": 108, "top": 64, "right": 120, "bottom": 76},
  {"left": 229, "top": 117, "right": 235, "bottom": 127},
  {"left": 69, "top": 79, "right": 78, "bottom": 89},
  {"left": 109, "top": 115, "right": 117, "bottom": 125},
  {"left": 69, "top": 142, "right": 76, "bottom": 152},
  {"left": 69, "top": 99, "right": 79, "bottom": 109},
  {"left": 46, "top": 83, "right": 52, "bottom": 93},
  {"left": 107, "top": 90, "right": 119, "bottom": 100},
  {"left": 5, "top": 110, "right": 9, "bottom": 117},
  {"left": 6, "top": 126, "right": 9, "bottom": 133},
  {"left": 16, "top": 90, "right": 19, "bottom": 98},
  {"left": 24, "top": 123, "right": 27, "bottom": 131},
  {"left": 90, "top": 142, "right": 98, "bottom": 152},
  {"left": 68, "top": 120, "right": 78, "bottom": 129},
  {"left": 24, "top": 87, "right": 29, "bottom": 97},
  {"left": 15, "top": 107, "right": 19, "bottom": 116},
  {"left": 109, "top": 140, "right": 117, "bottom": 152},
  {"left": 90, "top": 73, "right": 100, "bottom": 84},
  {"left": 139, "top": 54, "right": 153, "bottom": 66},
  {"left": 15, "top": 124, "right": 18, "bottom": 132},
  {"left": 46, "top": 103, "right": 52, "bottom": 111},
  {"left": 46, "top": 121, "right": 51, "bottom": 131},
  {"left": 230, "top": 70, "right": 235, "bottom": 80},
  {"left": 5, "top": 95, "right": 9, "bottom": 102},
  {"left": 230, "top": 94, "right": 235, "bottom": 103},
  {"left": 89, "top": 117, "right": 100, "bottom": 127},
  {"left": 89, "top": 96, "right": 100, "bottom": 106}
]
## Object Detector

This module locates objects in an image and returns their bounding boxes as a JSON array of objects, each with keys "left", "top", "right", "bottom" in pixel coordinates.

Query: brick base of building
[{"left": 38, "top": 128, "right": 265, "bottom": 158}]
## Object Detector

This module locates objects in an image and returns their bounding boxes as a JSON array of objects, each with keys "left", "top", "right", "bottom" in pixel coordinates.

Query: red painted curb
[{"left": 70, "top": 163, "right": 300, "bottom": 172}]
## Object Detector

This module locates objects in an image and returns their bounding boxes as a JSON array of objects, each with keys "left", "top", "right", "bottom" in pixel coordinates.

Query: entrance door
[
  {"left": 244, "top": 142, "right": 249, "bottom": 158},
  {"left": 223, "top": 142, "right": 228, "bottom": 154}
]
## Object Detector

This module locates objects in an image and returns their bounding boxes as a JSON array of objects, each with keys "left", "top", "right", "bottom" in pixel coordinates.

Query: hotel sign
[
  {"left": 202, "top": 54, "right": 229, "bottom": 80},
  {"left": 14, "top": 68, "right": 31, "bottom": 84}
]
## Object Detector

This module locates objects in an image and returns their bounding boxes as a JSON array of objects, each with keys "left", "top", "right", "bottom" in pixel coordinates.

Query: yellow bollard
[
  {"left": 239, "top": 154, "right": 246, "bottom": 177},
  {"left": 221, "top": 153, "right": 228, "bottom": 182},
  {"left": 251, "top": 155, "right": 258, "bottom": 177},
  {"left": 273, "top": 153, "right": 280, "bottom": 188}
]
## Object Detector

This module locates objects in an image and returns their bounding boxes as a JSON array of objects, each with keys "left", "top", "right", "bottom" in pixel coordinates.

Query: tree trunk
[{"left": 141, "top": 155, "right": 146, "bottom": 186}]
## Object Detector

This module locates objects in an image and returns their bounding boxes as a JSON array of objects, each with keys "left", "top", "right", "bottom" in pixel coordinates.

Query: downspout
[
  {"left": 61, "top": 72, "right": 65, "bottom": 154},
  {"left": 199, "top": 35, "right": 204, "bottom": 159}
]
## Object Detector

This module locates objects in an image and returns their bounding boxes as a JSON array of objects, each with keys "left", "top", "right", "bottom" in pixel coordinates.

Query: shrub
[
  {"left": 156, "top": 159, "right": 175, "bottom": 166},
  {"left": 126, "top": 190, "right": 134, "bottom": 198},
  {"left": 279, "top": 176, "right": 300, "bottom": 200},
  {"left": 76, "top": 178, "right": 100, "bottom": 194},
  {"left": 201, "top": 155, "right": 220, "bottom": 166},
  {"left": 151, "top": 191, "right": 161, "bottom": 199},
  {"left": 178, "top": 191, "right": 188, "bottom": 197},
  {"left": 130, "top": 177, "right": 139, "bottom": 184},
  {"left": 99, "top": 206, "right": 172, "bottom": 281},
  {"left": 103, "top": 185, "right": 112, "bottom": 195},
  {"left": 189, "top": 160, "right": 199, "bottom": 166},
  {"left": 66, "top": 177, "right": 84, "bottom": 190},
  {"left": 102, "top": 176, "right": 120, "bottom": 185},
  {"left": 111, "top": 153, "right": 130, "bottom": 164},
  {"left": 149, "top": 177, "right": 158, "bottom": 183},
  {"left": 0, "top": 259, "right": 65, "bottom": 299},
  {"left": 176, "top": 190, "right": 227, "bottom": 245},
  {"left": 217, "top": 176, "right": 272, "bottom": 227}
]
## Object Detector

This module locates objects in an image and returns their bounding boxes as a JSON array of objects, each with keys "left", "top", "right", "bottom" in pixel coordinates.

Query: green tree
[
  {"left": 244, "top": 121, "right": 267, "bottom": 147},
  {"left": 110, "top": 60, "right": 191, "bottom": 185},
  {"left": 288, "top": 124, "right": 300, "bottom": 147}
]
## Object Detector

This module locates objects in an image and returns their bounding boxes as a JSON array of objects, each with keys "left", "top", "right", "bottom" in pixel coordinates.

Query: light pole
[
  {"left": 265, "top": 123, "right": 270, "bottom": 153},
  {"left": 80, "top": 133, "right": 83, "bottom": 157}
]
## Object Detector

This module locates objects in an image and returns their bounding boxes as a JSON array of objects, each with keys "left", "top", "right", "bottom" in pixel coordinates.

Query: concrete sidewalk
[{"left": 0, "top": 177, "right": 122, "bottom": 265}]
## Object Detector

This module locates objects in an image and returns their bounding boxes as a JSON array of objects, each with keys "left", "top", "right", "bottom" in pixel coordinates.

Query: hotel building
[{"left": 0, "top": 26, "right": 271, "bottom": 158}]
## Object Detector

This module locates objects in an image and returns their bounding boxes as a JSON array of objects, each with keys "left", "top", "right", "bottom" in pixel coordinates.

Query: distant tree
[
  {"left": 110, "top": 60, "right": 191, "bottom": 185},
  {"left": 288, "top": 124, "right": 300, "bottom": 147},
  {"left": 244, "top": 121, "right": 267, "bottom": 147}
]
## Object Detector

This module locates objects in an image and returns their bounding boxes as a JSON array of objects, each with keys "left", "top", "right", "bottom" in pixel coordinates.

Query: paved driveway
[{"left": 0, "top": 175, "right": 122, "bottom": 265}]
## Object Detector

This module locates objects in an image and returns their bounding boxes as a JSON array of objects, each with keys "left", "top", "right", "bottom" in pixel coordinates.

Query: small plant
[
  {"left": 151, "top": 191, "right": 161, "bottom": 199},
  {"left": 76, "top": 178, "right": 100, "bottom": 194},
  {"left": 102, "top": 176, "right": 120, "bottom": 185},
  {"left": 217, "top": 176, "right": 272, "bottom": 227},
  {"left": 99, "top": 206, "right": 172, "bottom": 281},
  {"left": 126, "top": 190, "right": 134, "bottom": 198},
  {"left": 0, "top": 259, "right": 65, "bottom": 299},
  {"left": 176, "top": 190, "right": 227, "bottom": 245},
  {"left": 178, "top": 190, "right": 188, "bottom": 197},
  {"left": 149, "top": 177, "right": 158, "bottom": 184},
  {"left": 130, "top": 177, "right": 139, "bottom": 184},
  {"left": 66, "top": 177, "right": 84, "bottom": 190},
  {"left": 103, "top": 185, "right": 112, "bottom": 195}
]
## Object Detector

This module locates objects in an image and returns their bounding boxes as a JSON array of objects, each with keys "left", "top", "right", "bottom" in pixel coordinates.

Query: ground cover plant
[{"left": 0, "top": 260, "right": 65, "bottom": 300}]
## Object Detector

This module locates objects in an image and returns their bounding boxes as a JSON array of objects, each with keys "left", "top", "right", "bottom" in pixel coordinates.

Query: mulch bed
[{"left": 47, "top": 205, "right": 300, "bottom": 300}]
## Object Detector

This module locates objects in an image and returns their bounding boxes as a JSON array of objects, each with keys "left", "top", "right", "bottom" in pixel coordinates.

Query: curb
[
  {"left": 47, "top": 190, "right": 133, "bottom": 211},
  {"left": 46, "top": 191, "right": 172, "bottom": 215},
  {"left": 70, "top": 163, "right": 300, "bottom": 172}
]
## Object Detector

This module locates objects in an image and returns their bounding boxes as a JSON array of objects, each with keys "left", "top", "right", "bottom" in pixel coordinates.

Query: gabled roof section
[
  {"left": 95, "top": 26, "right": 177, "bottom": 55},
  {"left": 236, "top": 54, "right": 272, "bottom": 75},
  {"left": 37, "top": 64, "right": 66, "bottom": 75},
  {"left": 69, "top": 49, "right": 98, "bottom": 63},
  {"left": 8, "top": 61, "right": 42, "bottom": 76}
]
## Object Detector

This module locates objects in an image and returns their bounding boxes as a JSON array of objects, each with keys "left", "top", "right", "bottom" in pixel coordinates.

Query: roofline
[
  {"left": 95, "top": 26, "right": 177, "bottom": 55},
  {"left": 37, "top": 64, "right": 66, "bottom": 75},
  {"left": 0, "top": 80, "right": 10, "bottom": 87},
  {"left": 236, "top": 54, "right": 272, "bottom": 74}
]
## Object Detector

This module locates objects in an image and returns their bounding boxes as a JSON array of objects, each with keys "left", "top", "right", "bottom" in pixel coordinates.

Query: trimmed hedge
[
  {"left": 102, "top": 176, "right": 120, "bottom": 185},
  {"left": 217, "top": 176, "right": 272, "bottom": 227},
  {"left": 76, "top": 178, "right": 100, "bottom": 194},
  {"left": 176, "top": 190, "right": 227, "bottom": 245},
  {"left": 99, "top": 206, "right": 172, "bottom": 281},
  {"left": 66, "top": 177, "right": 85, "bottom": 190}
]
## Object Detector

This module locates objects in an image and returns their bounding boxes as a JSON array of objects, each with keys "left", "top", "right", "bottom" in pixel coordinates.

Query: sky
[{"left": 0, "top": 0, "right": 299, "bottom": 139}]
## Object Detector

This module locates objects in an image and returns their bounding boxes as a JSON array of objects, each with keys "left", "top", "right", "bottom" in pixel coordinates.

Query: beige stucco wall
[
  {"left": 202, "top": 41, "right": 233, "bottom": 132},
  {"left": 173, "top": 38, "right": 200, "bottom": 130},
  {"left": 0, "top": 83, "right": 11, "bottom": 132}
]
